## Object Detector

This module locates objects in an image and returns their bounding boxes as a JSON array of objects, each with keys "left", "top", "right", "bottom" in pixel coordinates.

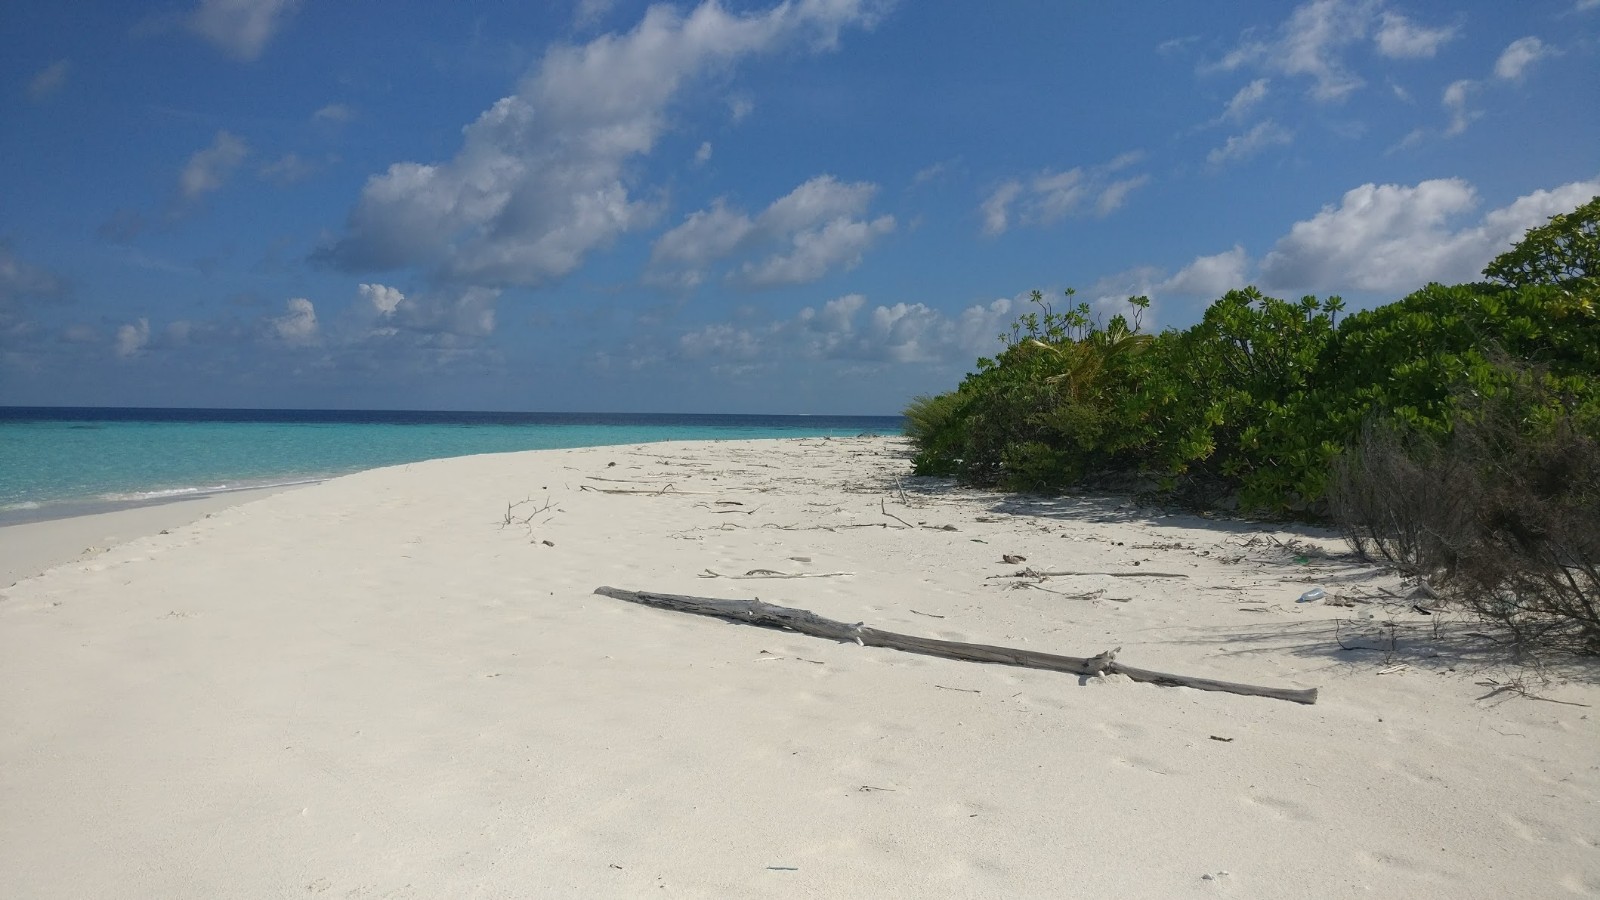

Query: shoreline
[
  {"left": 1, "top": 437, "right": 1595, "bottom": 897},
  {"left": 0, "top": 485, "right": 304, "bottom": 588}
]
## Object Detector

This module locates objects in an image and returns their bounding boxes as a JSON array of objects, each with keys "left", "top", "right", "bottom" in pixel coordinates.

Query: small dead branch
[
  {"left": 579, "top": 483, "right": 715, "bottom": 496},
  {"left": 1015, "top": 583, "right": 1105, "bottom": 600},
  {"left": 500, "top": 496, "right": 560, "bottom": 530},
  {"left": 909, "top": 609, "right": 946, "bottom": 618},
  {"left": 880, "top": 499, "right": 915, "bottom": 529},
  {"left": 986, "top": 567, "right": 1192, "bottom": 580},
  {"left": 699, "top": 569, "right": 854, "bottom": 580},
  {"left": 1474, "top": 678, "right": 1592, "bottom": 707}
]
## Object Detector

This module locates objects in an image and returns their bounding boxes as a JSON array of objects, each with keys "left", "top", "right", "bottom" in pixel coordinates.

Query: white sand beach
[{"left": 1, "top": 437, "right": 1596, "bottom": 898}]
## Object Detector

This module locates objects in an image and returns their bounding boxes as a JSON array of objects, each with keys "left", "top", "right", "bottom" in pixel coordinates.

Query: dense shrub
[
  {"left": 1329, "top": 365, "right": 1600, "bottom": 654},
  {"left": 909, "top": 195, "right": 1600, "bottom": 516}
]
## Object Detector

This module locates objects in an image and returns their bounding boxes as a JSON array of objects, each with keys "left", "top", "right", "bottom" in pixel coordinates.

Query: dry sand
[{"left": 1, "top": 438, "right": 1596, "bottom": 898}]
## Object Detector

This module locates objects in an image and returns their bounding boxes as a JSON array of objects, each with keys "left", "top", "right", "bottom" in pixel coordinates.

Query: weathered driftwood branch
[{"left": 593, "top": 587, "right": 1318, "bottom": 705}]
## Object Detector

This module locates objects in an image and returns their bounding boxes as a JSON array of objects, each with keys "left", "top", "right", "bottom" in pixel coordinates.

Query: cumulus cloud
[
  {"left": 355, "top": 286, "right": 499, "bottom": 340},
  {"left": 1162, "top": 246, "right": 1251, "bottom": 297},
  {"left": 115, "top": 318, "right": 151, "bottom": 358},
  {"left": 1213, "top": 0, "right": 1454, "bottom": 102},
  {"left": 1258, "top": 176, "right": 1600, "bottom": 294},
  {"left": 1374, "top": 12, "right": 1457, "bottom": 59},
  {"left": 179, "top": 131, "right": 248, "bottom": 203},
  {"left": 1494, "top": 37, "right": 1554, "bottom": 81},
  {"left": 1207, "top": 120, "right": 1293, "bottom": 166},
  {"left": 980, "top": 153, "right": 1148, "bottom": 235},
  {"left": 27, "top": 60, "right": 70, "bottom": 101},
  {"left": 188, "top": 0, "right": 302, "bottom": 60},
  {"left": 317, "top": 0, "right": 883, "bottom": 288},
  {"left": 268, "top": 297, "right": 319, "bottom": 346},
  {"left": 358, "top": 283, "right": 405, "bottom": 316},
  {"left": 738, "top": 215, "right": 895, "bottom": 287},
  {"left": 674, "top": 293, "right": 1016, "bottom": 368},
  {"left": 648, "top": 175, "right": 894, "bottom": 289}
]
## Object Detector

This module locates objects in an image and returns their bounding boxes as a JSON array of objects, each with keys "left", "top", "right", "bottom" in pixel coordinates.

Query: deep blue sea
[{"left": 0, "top": 408, "right": 903, "bottom": 524}]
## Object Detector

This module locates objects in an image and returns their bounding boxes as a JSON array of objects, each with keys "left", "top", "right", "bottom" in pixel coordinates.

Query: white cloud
[
  {"left": 1494, "top": 37, "right": 1554, "bottom": 81},
  {"left": 269, "top": 297, "right": 319, "bottom": 346},
  {"left": 980, "top": 182, "right": 1022, "bottom": 236},
  {"left": 675, "top": 293, "right": 1016, "bottom": 368},
  {"left": 911, "top": 161, "right": 951, "bottom": 186},
  {"left": 1207, "top": 120, "right": 1293, "bottom": 166},
  {"left": 1162, "top": 246, "right": 1251, "bottom": 296},
  {"left": 179, "top": 130, "right": 248, "bottom": 201},
  {"left": 649, "top": 200, "right": 758, "bottom": 283},
  {"left": 574, "top": 0, "right": 617, "bottom": 29},
  {"left": 1221, "top": 78, "right": 1270, "bottom": 121},
  {"left": 647, "top": 175, "right": 894, "bottom": 289},
  {"left": 313, "top": 103, "right": 353, "bottom": 123},
  {"left": 27, "top": 60, "right": 70, "bottom": 102},
  {"left": 1374, "top": 12, "right": 1457, "bottom": 59},
  {"left": 188, "top": 0, "right": 302, "bottom": 61},
  {"left": 1442, "top": 79, "right": 1478, "bottom": 137},
  {"left": 980, "top": 153, "right": 1149, "bottom": 235},
  {"left": 693, "top": 141, "right": 713, "bottom": 166},
  {"left": 737, "top": 214, "right": 895, "bottom": 288},
  {"left": 391, "top": 287, "right": 501, "bottom": 339},
  {"left": 318, "top": 0, "right": 881, "bottom": 288},
  {"left": 115, "top": 318, "right": 151, "bottom": 358},
  {"left": 1213, "top": 1, "right": 1455, "bottom": 102},
  {"left": 1096, "top": 176, "right": 1150, "bottom": 216},
  {"left": 1388, "top": 127, "right": 1426, "bottom": 153},
  {"left": 0, "top": 243, "right": 68, "bottom": 303},
  {"left": 358, "top": 283, "right": 405, "bottom": 316},
  {"left": 259, "top": 152, "right": 319, "bottom": 185},
  {"left": 1576, "top": 0, "right": 1600, "bottom": 11},
  {"left": 1258, "top": 176, "right": 1600, "bottom": 294},
  {"left": 1213, "top": 0, "right": 1372, "bottom": 102}
]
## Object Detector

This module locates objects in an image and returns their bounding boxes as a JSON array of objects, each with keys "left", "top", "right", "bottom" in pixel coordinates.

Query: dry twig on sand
[{"left": 699, "top": 569, "right": 853, "bottom": 580}]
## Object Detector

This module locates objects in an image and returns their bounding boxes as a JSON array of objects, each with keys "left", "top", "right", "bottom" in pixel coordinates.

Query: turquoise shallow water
[{"left": 0, "top": 408, "right": 902, "bottom": 523}]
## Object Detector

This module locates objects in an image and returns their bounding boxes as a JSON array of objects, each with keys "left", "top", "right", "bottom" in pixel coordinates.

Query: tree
[{"left": 1483, "top": 194, "right": 1599, "bottom": 295}]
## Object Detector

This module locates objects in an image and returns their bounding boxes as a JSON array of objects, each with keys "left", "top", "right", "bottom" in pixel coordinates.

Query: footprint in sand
[
  {"left": 1111, "top": 755, "right": 1173, "bottom": 776},
  {"left": 1240, "top": 793, "right": 1317, "bottom": 823},
  {"left": 1095, "top": 721, "right": 1148, "bottom": 741}
]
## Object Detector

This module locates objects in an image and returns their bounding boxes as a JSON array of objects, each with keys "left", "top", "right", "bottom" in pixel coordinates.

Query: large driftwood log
[{"left": 593, "top": 587, "right": 1318, "bottom": 705}]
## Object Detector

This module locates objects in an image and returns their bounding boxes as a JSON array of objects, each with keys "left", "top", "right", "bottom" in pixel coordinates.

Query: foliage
[
  {"left": 1482, "top": 194, "right": 1599, "bottom": 294},
  {"left": 905, "top": 195, "right": 1600, "bottom": 516}
]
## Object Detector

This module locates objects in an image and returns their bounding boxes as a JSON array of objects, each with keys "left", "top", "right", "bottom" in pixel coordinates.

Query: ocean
[{"left": 0, "top": 408, "right": 903, "bottom": 525}]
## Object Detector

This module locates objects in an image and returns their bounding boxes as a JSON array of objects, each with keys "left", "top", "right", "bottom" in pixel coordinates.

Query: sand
[{"left": 1, "top": 438, "right": 1595, "bottom": 898}]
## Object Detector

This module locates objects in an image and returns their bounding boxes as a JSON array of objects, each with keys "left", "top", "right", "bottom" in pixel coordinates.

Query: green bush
[{"left": 906, "top": 195, "right": 1600, "bottom": 515}]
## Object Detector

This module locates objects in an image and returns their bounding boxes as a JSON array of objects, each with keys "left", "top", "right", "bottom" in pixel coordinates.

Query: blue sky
[{"left": 2, "top": 0, "right": 1597, "bottom": 414}]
